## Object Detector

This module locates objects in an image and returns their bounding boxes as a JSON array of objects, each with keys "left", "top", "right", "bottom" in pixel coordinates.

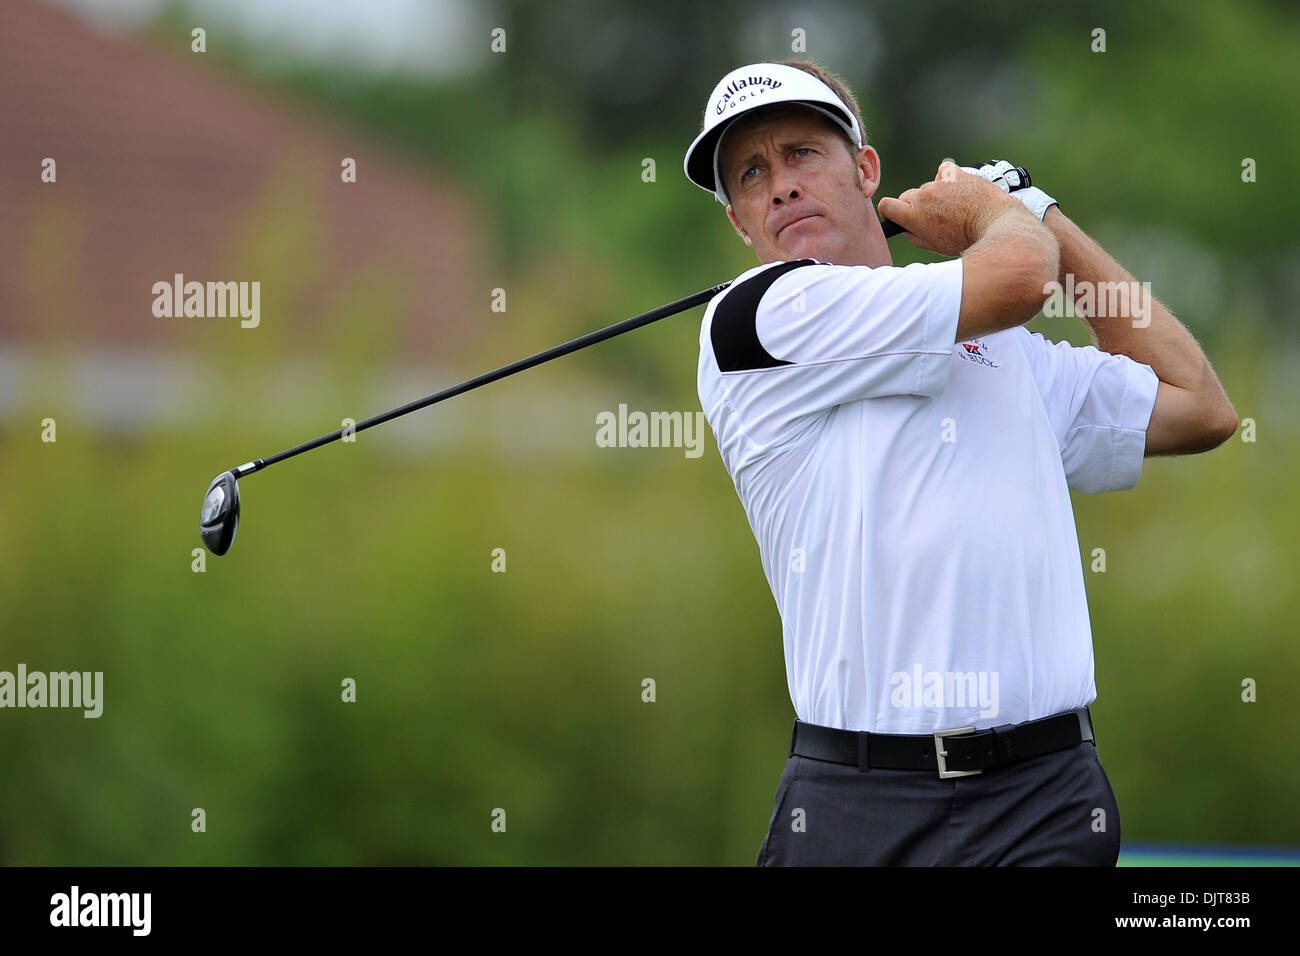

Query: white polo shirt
[{"left": 697, "top": 257, "right": 1160, "bottom": 734}]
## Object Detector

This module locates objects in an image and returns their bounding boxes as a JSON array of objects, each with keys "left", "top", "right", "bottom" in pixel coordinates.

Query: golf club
[
  {"left": 199, "top": 279, "right": 730, "bottom": 555},
  {"left": 197, "top": 204, "right": 965, "bottom": 555}
]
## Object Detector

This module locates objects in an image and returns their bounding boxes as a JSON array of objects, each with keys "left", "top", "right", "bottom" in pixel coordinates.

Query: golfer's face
[{"left": 720, "top": 109, "right": 873, "bottom": 264}]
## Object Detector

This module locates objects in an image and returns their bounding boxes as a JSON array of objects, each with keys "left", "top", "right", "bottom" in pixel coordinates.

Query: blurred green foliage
[
  {"left": 1, "top": 388, "right": 1295, "bottom": 864},
  {"left": 2, "top": 0, "right": 1297, "bottom": 864}
]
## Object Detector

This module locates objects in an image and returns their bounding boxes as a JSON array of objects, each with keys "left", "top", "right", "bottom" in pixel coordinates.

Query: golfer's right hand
[
  {"left": 877, "top": 162, "right": 1024, "bottom": 257},
  {"left": 959, "top": 159, "right": 1058, "bottom": 221}
]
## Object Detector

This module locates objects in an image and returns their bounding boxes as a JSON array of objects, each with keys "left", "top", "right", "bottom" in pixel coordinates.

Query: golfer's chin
[{"left": 770, "top": 218, "right": 835, "bottom": 263}]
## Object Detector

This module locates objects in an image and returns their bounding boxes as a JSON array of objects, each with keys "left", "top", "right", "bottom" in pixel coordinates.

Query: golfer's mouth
[{"left": 777, "top": 214, "right": 820, "bottom": 238}]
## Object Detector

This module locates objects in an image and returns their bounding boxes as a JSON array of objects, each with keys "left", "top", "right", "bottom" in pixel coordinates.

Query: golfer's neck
[
  {"left": 762, "top": 234, "right": 892, "bottom": 268},
  {"left": 822, "top": 239, "right": 894, "bottom": 269},
  {"left": 830, "top": 224, "right": 894, "bottom": 268}
]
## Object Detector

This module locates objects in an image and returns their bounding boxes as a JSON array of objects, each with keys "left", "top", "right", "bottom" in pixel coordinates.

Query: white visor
[{"left": 683, "top": 62, "right": 864, "bottom": 205}]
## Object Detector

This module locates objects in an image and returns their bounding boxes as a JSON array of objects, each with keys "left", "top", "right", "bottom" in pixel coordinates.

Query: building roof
[{"left": 0, "top": 0, "right": 487, "bottom": 360}]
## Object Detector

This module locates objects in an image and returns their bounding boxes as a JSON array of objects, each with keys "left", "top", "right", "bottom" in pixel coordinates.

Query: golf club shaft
[
  {"left": 231, "top": 220, "right": 909, "bottom": 478},
  {"left": 233, "top": 280, "right": 735, "bottom": 477}
]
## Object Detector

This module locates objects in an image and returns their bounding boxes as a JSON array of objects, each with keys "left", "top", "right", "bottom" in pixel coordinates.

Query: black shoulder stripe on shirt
[{"left": 711, "top": 259, "right": 818, "bottom": 372}]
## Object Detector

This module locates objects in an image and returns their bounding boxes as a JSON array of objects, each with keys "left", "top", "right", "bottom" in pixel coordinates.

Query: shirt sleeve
[
  {"left": 707, "top": 258, "right": 963, "bottom": 448},
  {"left": 1013, "top": 328, "right": 1161, "bottom": 493}
]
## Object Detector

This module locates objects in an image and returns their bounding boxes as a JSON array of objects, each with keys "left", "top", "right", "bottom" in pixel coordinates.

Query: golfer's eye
[
  {"left": 794, "top": 147, "right": 813, "bottom": 158},
  {"left": 742, "top": 165, "right": 759, "bottom": 181}
]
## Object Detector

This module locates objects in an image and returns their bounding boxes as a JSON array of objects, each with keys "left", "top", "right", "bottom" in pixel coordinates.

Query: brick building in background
[{"left": 0, "top": 0, "right": 489, "bottom": 432}]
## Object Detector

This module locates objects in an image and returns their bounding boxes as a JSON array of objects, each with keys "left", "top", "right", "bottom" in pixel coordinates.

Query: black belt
[{"left": 790, "top": 707, "right": 1095, "bottom": 778}]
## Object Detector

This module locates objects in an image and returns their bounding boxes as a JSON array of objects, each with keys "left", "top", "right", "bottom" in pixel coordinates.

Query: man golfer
[{"left": 683, "top": 60, "right": 1237, "bottom": 866}]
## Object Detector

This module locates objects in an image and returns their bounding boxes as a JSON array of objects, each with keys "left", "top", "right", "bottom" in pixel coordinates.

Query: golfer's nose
[{"left": 770, "top": 163, "right": 801, "bottom": 205}]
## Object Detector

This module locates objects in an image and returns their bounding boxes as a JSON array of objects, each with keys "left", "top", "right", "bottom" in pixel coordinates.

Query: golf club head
[{"left": 200, "top": 471, "right": 240, "bottom": 556}]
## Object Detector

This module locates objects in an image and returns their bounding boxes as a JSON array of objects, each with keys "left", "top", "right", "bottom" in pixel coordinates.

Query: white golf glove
[{"left": 958, "top": 159, "right": 1059, "bottom": 220}]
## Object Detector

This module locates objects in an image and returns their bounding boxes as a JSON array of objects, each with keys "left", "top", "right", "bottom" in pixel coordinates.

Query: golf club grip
[{"left": 878, "top": 164, "right": 1030, "bottom": 239}]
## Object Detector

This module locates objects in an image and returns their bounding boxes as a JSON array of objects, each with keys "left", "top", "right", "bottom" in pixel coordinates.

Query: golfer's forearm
[
  {"left": 955, "top": 206, "right": 1058, "bottom": 341},
  {"left": 1044, "top": 206, "right": 1222, "bottom": 396}
]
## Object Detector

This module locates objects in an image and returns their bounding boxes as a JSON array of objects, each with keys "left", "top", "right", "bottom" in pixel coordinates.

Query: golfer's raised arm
[
  {"left": 956, "top": 208, "right": 1059, "bottom": 342},
  {"left": 878, "top": 162, "right": 1060, "bottom": 344},
  {"left": 1041, "top": 206, "right": 1238, "bottom": 456}
]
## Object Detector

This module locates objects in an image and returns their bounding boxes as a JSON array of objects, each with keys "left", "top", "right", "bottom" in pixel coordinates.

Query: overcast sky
[{"left": 48, "top": 0, "right": 493, "bottom": 76}]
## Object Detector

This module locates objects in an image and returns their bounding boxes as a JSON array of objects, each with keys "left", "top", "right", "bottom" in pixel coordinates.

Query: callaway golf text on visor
[{"left": 684, "top": 62, "right": 864, "bottom": 205}]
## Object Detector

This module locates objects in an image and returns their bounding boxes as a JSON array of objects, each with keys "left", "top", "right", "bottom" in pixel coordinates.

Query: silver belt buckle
[{"left": 933, "top": 725, "right": 982, "bottom": 779}]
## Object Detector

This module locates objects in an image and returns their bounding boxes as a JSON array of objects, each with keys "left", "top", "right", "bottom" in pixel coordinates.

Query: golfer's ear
[
  {"left": 856, "top": 145, "right": 882, "bottom": 198},
  {"left": 726, "top": 205, "right": 754, "bottom": 247}
]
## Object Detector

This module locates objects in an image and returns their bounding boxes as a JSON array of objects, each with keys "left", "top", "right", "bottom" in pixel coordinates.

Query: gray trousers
[{"left": 757, "top": 738, "right": 1122, "bottom": 866}]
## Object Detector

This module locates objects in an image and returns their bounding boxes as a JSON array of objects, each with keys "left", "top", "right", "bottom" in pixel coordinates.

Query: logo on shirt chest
[{"left": 957, "top": 338, "right": 1000, "bottom": 368}]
